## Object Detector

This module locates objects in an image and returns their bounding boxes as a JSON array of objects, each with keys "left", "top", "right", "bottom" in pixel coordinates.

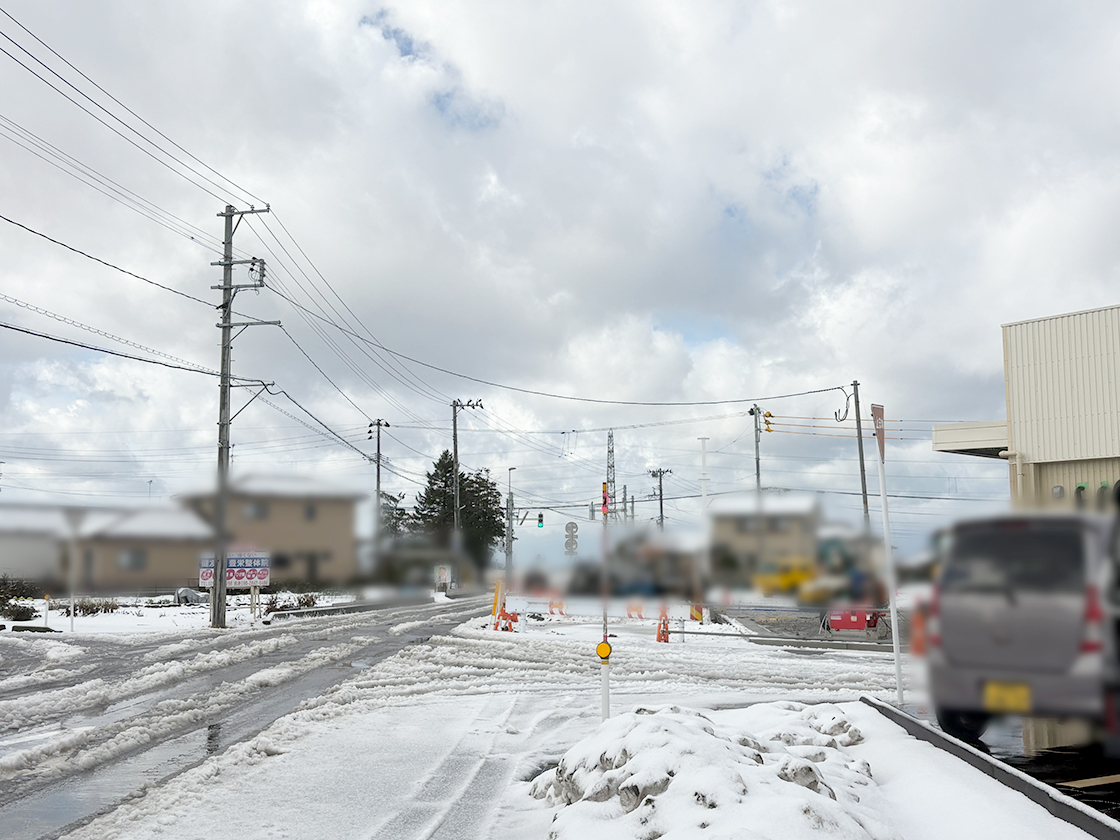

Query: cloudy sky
[{"left": 1, "top": 0, "right": 1117, "bottom": 560}]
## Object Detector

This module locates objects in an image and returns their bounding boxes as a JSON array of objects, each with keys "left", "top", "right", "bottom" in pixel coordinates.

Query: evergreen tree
[
  {"left": 410, "top": 450, "right": 506, "bottom": 573},
  {"left": 378, "top": 491, "right": 409, "bottom": 539}
]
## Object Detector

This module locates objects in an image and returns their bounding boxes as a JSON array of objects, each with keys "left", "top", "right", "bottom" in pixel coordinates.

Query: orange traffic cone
[{"left": 656, "top": 606, "right": 670, "bottom": 643}]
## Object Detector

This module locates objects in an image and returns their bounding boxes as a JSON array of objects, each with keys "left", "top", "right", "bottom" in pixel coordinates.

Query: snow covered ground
[
  {"left": 1, "top": 591, "right": 370, "bottom": 636},
  {"left": 30, "top": 609, "right": 1104, "bottom": 840}
]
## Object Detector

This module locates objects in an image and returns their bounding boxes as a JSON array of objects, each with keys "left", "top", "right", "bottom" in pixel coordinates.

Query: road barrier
[{"left": 504, "top": 595, "right": 704, "bottom": 622}]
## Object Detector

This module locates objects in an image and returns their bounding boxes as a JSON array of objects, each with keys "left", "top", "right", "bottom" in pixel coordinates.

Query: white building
[{"left": 933, "top": 304, "right": 1120, "bottom": 506}]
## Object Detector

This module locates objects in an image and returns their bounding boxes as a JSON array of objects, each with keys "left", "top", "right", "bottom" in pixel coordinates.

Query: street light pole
[{"left": 505, "top": 466, "right": 516, "bottom": 590}]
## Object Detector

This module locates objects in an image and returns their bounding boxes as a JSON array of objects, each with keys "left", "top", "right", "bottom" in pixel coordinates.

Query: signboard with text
[{"left": 199, "top": 552, "right": 271, "bottom": 589}]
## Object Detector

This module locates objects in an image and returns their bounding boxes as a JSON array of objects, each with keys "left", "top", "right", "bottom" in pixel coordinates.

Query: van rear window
[{"left": 942, "top": 525, "right": 1084, "bottom": 593}]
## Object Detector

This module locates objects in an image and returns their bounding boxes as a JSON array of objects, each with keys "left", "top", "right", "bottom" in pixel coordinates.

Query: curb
[
  {"left": 860, "top": 696, "right": 1120, "bottom": 840},
  {"left": 267, "top": 595, "right": 432, "bottom": 621}
]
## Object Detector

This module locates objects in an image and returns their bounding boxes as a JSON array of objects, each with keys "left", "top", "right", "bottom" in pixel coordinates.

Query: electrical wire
[
  {"left": 0, "top": 212, "right": 213, "bottom": 306},
  {"left": 0, "top": 4, "right": 266, "bottom": 206}
]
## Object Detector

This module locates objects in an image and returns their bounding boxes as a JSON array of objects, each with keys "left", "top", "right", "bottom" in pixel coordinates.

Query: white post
[
  {"left": 63, "top": 508, "right": 85, "bottom": 633},
  {"left": 873, "top": 423, "right": 904, "bottom": 706},
  {"left": 601, "top": 661, "right": 609, "bottom": 720}
]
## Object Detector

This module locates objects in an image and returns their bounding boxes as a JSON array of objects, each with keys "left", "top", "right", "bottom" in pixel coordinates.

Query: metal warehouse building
[{"left": 934, "top": 303, "right": 1120, "bottom": 507}]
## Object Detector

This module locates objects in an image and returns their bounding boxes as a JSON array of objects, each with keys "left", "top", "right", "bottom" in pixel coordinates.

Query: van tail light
[
  {"left": 928, "top": 584, "right": 941, "bottom": 648},
  {"left": 1081, "top": 584, "right": 1103, "bottom": 654}
]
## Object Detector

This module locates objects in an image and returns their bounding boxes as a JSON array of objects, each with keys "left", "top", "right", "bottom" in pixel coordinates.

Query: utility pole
[
  {"left": 451, "top": 399, "right": 483, "bottom": 554},
  {"left": 698, "top": 437, "right": 709, "bottom": 513},
  {"left": 506, "top": 466, "right": 516, "bottom": 589},
  {"left": 368, "top": 420, "right": 389, "bottom": 569},
  {"left": 620, "top": 485, "right": 628, "bottom": 525},
  {"left": 211, "top": 204, "right": 276, "bottom": 630},
  {"left": 852, "top": 381, "right": 871, "bottom": 532},
  {"left": 698, "top": 437, "right": 710, "bottom": 590},
  {"left": 748, "top": 405, "right": 763, "bottom": 493},
  {"left": 649, "top": 469, "right": 671, "bottom": 530}
]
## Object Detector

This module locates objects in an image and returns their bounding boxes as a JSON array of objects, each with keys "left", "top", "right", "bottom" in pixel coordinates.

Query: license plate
[{"left": 983, "top": 681, "right": 1032, "bottom": 713}]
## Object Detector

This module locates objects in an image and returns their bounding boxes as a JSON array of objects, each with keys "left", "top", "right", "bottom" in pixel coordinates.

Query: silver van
[{"left": 928, "top": 513, "right": 1111, "bottom": 741}]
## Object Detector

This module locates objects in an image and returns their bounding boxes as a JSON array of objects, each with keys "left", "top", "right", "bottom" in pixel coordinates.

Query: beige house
[
  {"left": 76, "top": 507, "right": 213, "bottom": 591},
  {"left": 0, "top": 475, "right": 366, "bottom": 591},
  {"left": 934, "top": 305, "right": 1120, "bottom": 508},
  {"left": 707, "top": 494, "right": 820, "bottom": 586},
  {"left": 181, "top": 475, "right": 366, "bottom": 586}
]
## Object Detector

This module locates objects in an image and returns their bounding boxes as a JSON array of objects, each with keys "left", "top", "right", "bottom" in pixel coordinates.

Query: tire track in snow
[
  {"left": 0, "top": 634, "right": 299, "bottom": 733},
  {"left": 0, "top": 638, "right": 367, "bottom": 787}
]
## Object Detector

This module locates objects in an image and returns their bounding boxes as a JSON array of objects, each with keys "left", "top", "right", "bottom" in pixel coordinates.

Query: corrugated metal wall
[
  {"left": 1004, "top": 306, "right": 1120, "bottom": 465},
  {"left": 1036, "top": 458, "right": 1120, "bottom": 507}
]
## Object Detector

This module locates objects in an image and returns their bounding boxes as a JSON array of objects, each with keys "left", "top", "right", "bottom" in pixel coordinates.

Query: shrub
[
  {"left": 53, "top": 598, "right": 119, "bottom": 617},
  {"left": 1, "top": 602, "right": 38, "bottom": 622}
]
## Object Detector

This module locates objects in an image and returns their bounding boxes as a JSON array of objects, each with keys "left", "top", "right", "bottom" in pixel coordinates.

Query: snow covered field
[
  {"left": 24, "top": 609, "right": 1101, "bottom": 840},
  {"left": 1, "top": 591, "right": 368, "bottom": 636}
]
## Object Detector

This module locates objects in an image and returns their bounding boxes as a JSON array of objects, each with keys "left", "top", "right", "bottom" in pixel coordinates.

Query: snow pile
[{"left": 528, "top": 704, "right": 896, "bottom": 840}]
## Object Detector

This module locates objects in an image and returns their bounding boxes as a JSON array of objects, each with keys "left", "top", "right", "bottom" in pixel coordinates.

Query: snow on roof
[
  {"left": 0, "top": 504, "right": 128, "bottom": 538},
  {"left": 0, "top": 505, "right": 69, "bottom": 537},
  {"left": 85, "top": 507, "right": 213, "bottom": 541},
  {"left": 706, "top": 492, "right": 819, "bottom": 517},
  {"left": 179, "top": 474, "right": 366, "bottom": 501}
]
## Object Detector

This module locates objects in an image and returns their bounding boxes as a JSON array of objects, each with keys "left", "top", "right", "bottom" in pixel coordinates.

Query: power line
[
  {"left": 0, "top": 40, "right": 232, "bottom": 203},
  {"left": 0, "top": 291, "right": 213, "bottom": 371},
  {"left": 0, "top": 212, "right": 213, "bottom": 306},
  {"left": 0, "top": 320, "right": 222, "bottom": 376},
  {"left": 0, "top": 4, "right": 265, "bottom": 206}
]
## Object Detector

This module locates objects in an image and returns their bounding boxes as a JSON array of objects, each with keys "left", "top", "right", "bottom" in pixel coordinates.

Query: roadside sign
[
  {"left": 199, "top": 552, "right": 270, "bottom": 589},
  {"left": 596, "top": 641, "right": 612, "bottom": 661},
  {"left": 871, "top": 403, "right": 886, "bottom": 462}
]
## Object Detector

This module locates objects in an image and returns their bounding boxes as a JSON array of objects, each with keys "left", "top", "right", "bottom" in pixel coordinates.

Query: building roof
[
  {"left": 0, "top": 504, "right": 125, "bottom": 538},
  {"left": 1002, "top": 302, "right": 1120, "bottom": 329},
  {"left": 179, "top": 474, "right": 367, "bottom": 502},
  {"left": 0, "top": 504, "right": 69, "bottom": 537},
  {"left": 706, "top": 493, "right": 819, "bottom": 517},
  {"left": 84, "top": 507, "right": 213, "bottom": 541}
]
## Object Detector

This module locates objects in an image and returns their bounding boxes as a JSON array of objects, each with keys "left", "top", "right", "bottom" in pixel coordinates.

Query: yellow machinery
[{"left": 754, "top": 555, "right": 817, "bottom": 596}]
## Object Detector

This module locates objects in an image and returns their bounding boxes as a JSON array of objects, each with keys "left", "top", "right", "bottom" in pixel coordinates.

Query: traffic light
[
  {"left": 537, "top": 512, "right": 544, "bottom": 528},
  {"left": 763, "top": 411, "right": 773, "bottom": 432}
]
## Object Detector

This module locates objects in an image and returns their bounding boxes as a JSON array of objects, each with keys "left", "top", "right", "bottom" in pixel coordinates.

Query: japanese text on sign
[{"left": 199, "top": 552, "right": 271, "bottom": 589}]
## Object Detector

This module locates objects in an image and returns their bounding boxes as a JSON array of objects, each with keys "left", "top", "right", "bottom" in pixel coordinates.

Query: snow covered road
[
  {"left": 4, "top": 608, "right": 1100, "bottom": 840},
  {"left": 0, "top": 597, "right": 489, "bottom": 840}
]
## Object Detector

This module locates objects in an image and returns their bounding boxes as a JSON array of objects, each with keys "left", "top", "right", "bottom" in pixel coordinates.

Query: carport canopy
[{"left": 932, "top": 420, "right": 1008, "bottom": 459}]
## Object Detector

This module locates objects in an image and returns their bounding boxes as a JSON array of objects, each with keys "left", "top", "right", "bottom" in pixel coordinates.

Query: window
[
  {"left": 117, "top": 548, "right": 147, "bottom": 571},
  {"left": 243, "top": 501, "right": 269, "bottom": 520},
  {"left": 305, "top": 503, "right": 317, "bottom": 521}
]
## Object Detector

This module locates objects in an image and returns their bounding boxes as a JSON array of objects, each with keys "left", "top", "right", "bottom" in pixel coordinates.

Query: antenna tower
[{"left": 606, "top": 429, "right": 619, "bottom": 521}]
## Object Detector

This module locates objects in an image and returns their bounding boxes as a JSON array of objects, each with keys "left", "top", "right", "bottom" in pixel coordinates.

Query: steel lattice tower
[{"left": 606, "top": 429, "right": 619, "bottom": 521}]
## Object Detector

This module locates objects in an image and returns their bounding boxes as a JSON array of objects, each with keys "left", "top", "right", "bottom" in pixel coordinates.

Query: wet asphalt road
[{"left": 0, "top": 597, "right": 488, "bottom": 840}]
